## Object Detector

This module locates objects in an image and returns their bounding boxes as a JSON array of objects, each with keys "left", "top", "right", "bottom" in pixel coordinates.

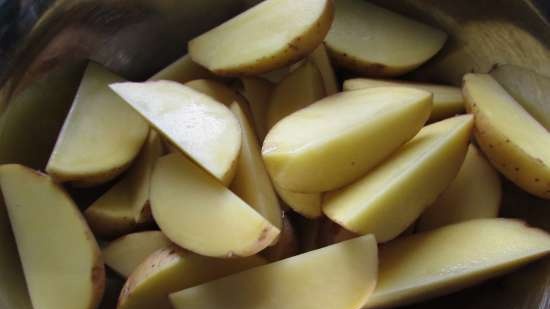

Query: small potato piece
[
  {"left": 323, "top": 115, "right": 473, "bottom": 242},
  {"left": 463, "top": 74, "right": 550, "bottom": 199},
  {"left": 149, "top": 54, "right": 216, "bottom": 83},
  {"left": 188, "top": 0, "right": 334, "bottom": 76},
  {"left": 0, "top": 164, "right": 105, "bottom": 309},
  {"left": 238, "top": 78, "right": 274, "bottom": 141},
  {"left": 263, "top": 87, "right": 432, "bottom": 193},
  {"left": 118, "top": 246, "right": 266, "bottom": 309},
  {"left": 170, "top": 235, "right": 378, "bottom": 309},
  {"left": 275, "top": 185, "right": 322, "bottom": 219},
  {"left": 85, "top": 131, "right": 163, "bottom": 238},
  {"left": 417, "top": 145, "right": 501, "bottom": 231},
  {"left": 103, "top": 231, "right": 171, "bottom": 278},
  {"left": 364, "top": 219, "right": 550, "bottom": 309},
  {"left": 325, "top": 0, "right": 447, "bottom": 77},
  {"left": 110, "top": 80, "right": 241, "bottom": 185},
  {"left": 344, "top": 78, "right": 464, "bottom": 121},
  {"left": 267, "top": 61, "right": 326, "bottom": 129},
  {"left": 309, "top": 44, "right": 339, "bottom": 95},
  {"left": 46, "top": 62, "right": 149, "bottom": 186},
  {"left": 150, "top": 153, "right": 280, "bottom": 258}
]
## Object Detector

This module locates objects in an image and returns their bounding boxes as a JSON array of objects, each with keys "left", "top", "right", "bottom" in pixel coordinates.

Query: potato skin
[
  {"left": 464, "top": 87, "right": 550, "bottom": 199},
  {"left": 326, "top": 49, "right": 418, "bottom": 78}
]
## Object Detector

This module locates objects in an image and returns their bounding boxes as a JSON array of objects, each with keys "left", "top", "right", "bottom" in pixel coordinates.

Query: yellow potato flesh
[
  {"left": 309, "top": 44, "right": 339, "bottom": 95},
  {"left": 170, "top": 235, "right": 378, "bottom": 309},
  {"left": 0, "top": 198, "right": 32, "bottom": 309},
  {"left": 0, "top": 164, "right": 105, "bottom": 309},
  {"left": 110, "top": 80, "right": 241, "bottom": 185},
  {"left": 417, "top": 145, "right": 501, "bottom": 231},
  {"left": 344, "top": 78, "right": 464, "bottom": 121},
  {"left": 267, "top": 61, "right": 326, "bottom": 129},
  {"left": 85, "top": 131, "right": 163, "bottom": 238},
  {"left": 325, "top": 0, "right": 447, "bottom": 77},
  {"left": 149, "top": 54, "right": 215, "bottom": 83},
  {"left": 463, "top": 73, "right": 550, "bottom": 199},
  {"left": 46, "top": 62, "right": 149, "bottom": 186},
  {"left": 323, "top": 115, "right": 473, "bottom": 242},
  {"left": 229, "top": 103, "right": 282, "bottom": 230},
  {"left": 118, "top": 246, "right": 266, "bottom": 309},
  {"left": 239, "top": 78, "right": 274, "bottom": 141},
  {"left": 365, "top": 219, "right": 550, "bottom": 309},
  {"left": 150, "top": 153, "right": 279, "bottom": 257},
  {"left": 103, "top": 231, "right": 171, "bottom": 278},
  {"left": 263, "top": 87, "right": 432, "bottom": 193},
  {"left": 188, "top": 0, "right": 334, "bottom": 76},
  {"left": 275, "top": 184, "right": 322, "bottom": 218},
  {"left": 185, "top": 79, "right": 245, "bottom": 107}
]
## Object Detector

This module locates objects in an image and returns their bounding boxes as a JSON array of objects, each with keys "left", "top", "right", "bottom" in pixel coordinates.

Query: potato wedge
[
  {"left": 103, "top": 231, "right": 171, "bottom": 278},
  {"left": 46, "top": 62, "right": 149, "bottom": 186},
  {"left": 188, "top": 0, "right": 334, "bottom": 76},
  {"left": 325, "top": 0, "right": 447, "bottom": 77},
  {"left": 0, "top": 198, "right": 32, "bottom": 309},
  {"left": 149, "top": 54, "right": 215, "bottom": 83},
  {"left": 263, "top": 87, "right": 432, "bottom": 193},
  {"left": 324, "top": 115, "right": 473, "bottom": 242},
  {"left": 463, "top": 73, "right": 550, "bottom": 199},
  {"left": 238, "top": 78, "right": 274, "bottom": 141},
  {"left": 417, "top": 145, "right": 501, "bottom": 231},
  {"left": 0, "top": 164, "right": 105, "bottom": 309},
  {"left": 309, "top": 44, "right": 338, "bottom": 95},
  {"left": 344, "top": 78, "right": 464, "bottom": 121},
  {"left": 118, "top": 246, "right": 266, "bottom": 309},
  {"left": 275, "top": 185, "right": 322, "bottom": 219},
  {"left": 262, "top": 216, "right": 299, "bottom": 261},
  {"left": 151, "top": 153, "right": 279, "bottom": 257},
  {"left": 229, "top": 103, "right": 282, "bottom": 230},
  {"left": 267, "top": 61, "right": 325, "bottom": 129},
  {"left": 110, "top": 80, "right": 241, "bottom": 185},
  {"left": 170, "top": 235, "right": 378, "bottom": 309},
  {"left": 364, "top": 219, "right": 550, "bottom": 309},
  {"left": 185, "top": 79, "right": 246, "bottom": 107},
  {"left": 85, "top": 131, "right": 163, "bottom": 238}
]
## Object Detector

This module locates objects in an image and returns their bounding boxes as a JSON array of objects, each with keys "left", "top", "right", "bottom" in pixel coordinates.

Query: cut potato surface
[
  {"left": 189, "top": 0, "right": 334, "bottom": 76},
  {"left": 324, "top": 115, "right": 473, "bottom": 242},
  {"left": 344, "top": 78, "right": 464, "bottom": 121},
  {"left": 0, "top": 164, "right": 105, "bottom": 309},
  {"left": 185, "top": 79, "right": 246, "bottom": 108},
  {"left": 118, "top": 246, "right": 266, "bottom": 309},
  {"left": 417, "top": 145, "right": 501, "bottom": 231},
  {"left": 150, "top": 153, "right": 279, "bottom": 257},
  {"left": 170, "top": 235, "right": 378, "bottom": 309},
  {"left": 325, "top": 0, "right": 447, "bottom": 77},
  {"left": 0, "top": 198, "right": 32, "bottom": 309},
  {"left": 275, "top": 184, "right": 322, "bottom": 218},
  {"left": 229, "top": 103, "right": 282, "bottom": 230},
  {"left": 149, "top": 54, "right": 215, "bottom": 83},
  {"left": 309, "top": 44, "right": 339, "bottom": 95},
  {"left": 46, "top": 62, "right": 149, "bottom": 186},
  {"left": 85, "top": 131, "right": 163, "bottom": 238},
  {"left": 364, "top": 219, "right": 550, "bottom": 308},
  {"left": 263, "top": 87, "right": 432, "bottom": 193},
  {"left": 110, "top": 80, "right": 241, "bottom": 185},
  {"left": 267, "top": 61, "right": 326, "bottom": 129},
  {"left": 103, "top": 231, "right": 171, "bottom": 278},
  {"left": 238, "top": 78, "right": 274, "bottom": 141},
  {"left": 463, "top": 73, "right": 550, "bottom": 199}
]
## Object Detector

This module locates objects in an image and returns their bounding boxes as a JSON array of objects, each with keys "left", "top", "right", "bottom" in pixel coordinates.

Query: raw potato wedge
[
  {"left": 85, "top": 132, "right": 163, "bottom": 238},
  {"left": 417, "top": 145, "right": 501, "bottom": 231},
  {"left": 263, "top": 87, "right": 432, "bottom": 193},
  {"left": 46, "top": 62, "right": 149, "bottom": 186},
  {"left": 103, "top": 231, "right": 171, "bottom": 278},
  {"left": 325, "top": 0, "right": 447, "bottom": 77},
  {"left": 170, "top": 235, "right": 377, "bottom": 309},
  {"left": 0, "top": 164, "right": 105, "bottom": 309},
  {"left": 238, "top": 78, "right": 274, "bottom": 141},
  {"left": 344, "top": 78, "right": 464, "bottom": 121},
  {"left": 309, "top": 44, "right": 339, "bottom": 95},
  {"left": 275, "top": 185, "right": 322, "bottom": 218},
  {"left": 229, "top": 103, "right": 283, "bottom": 230},
  {"left": 267, "top": 61, "right": 326, "bottom": 129},
  {"left": 149, "top": 54, "right": 216, "bottom": 83},
  {"left": 323, "top": 115, "right": 473, "bottom": 242},
  {"left": 118, "top": 246, "right": 266, "bottom": 309},
  {"left": 0, "top": 198, "right": 32, "bottom": 309},
  {"left": 364, "top": 219, "right": 550, "bottom": 309},
  {"left": 185, "top": 79, "right": 247, "bottom": 108},
  {"left": 463, "top": 73, "right": 550, "bottom": 199},
  {"left": 188, "top": 0, "right": 334, "bottom": 76},
  {"left": 110, "top": 80, "right": 241, "bottom": 185},
  {"left": 150, "top": 153, "right": 280, "bottom": 257},
  {"left": 262, "top": 216, "right": 299, "bottom": 261}
]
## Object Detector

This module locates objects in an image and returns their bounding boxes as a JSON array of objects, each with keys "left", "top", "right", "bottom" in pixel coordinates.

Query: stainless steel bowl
[{"left": 0, "top": 1, "right": 549, "bottom": 309}]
